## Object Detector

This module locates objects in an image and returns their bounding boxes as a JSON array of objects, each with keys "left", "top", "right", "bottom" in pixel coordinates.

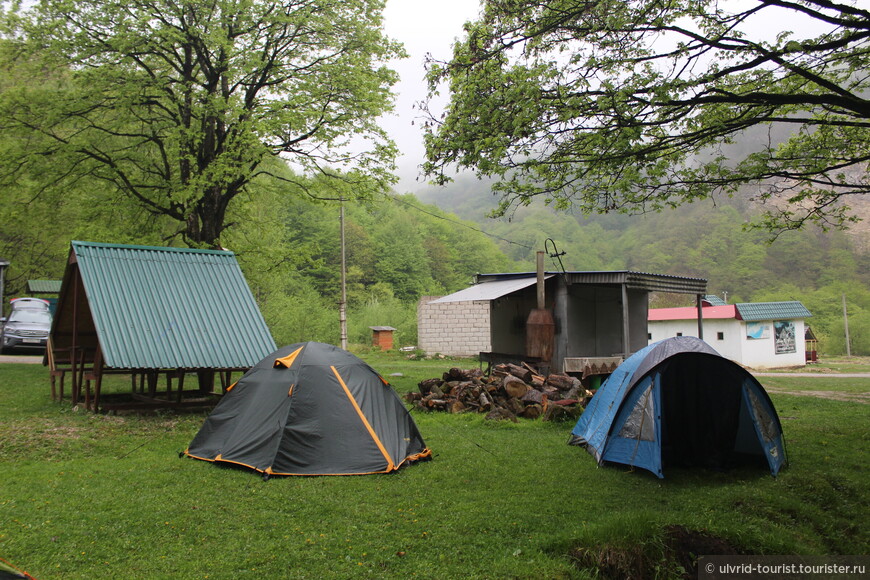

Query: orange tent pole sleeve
[{"left": 331, "top": 366, "right": 395, "bottom": 471}]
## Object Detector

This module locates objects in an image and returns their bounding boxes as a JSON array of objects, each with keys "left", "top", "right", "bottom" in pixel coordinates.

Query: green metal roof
[
  {"left": 736, "top": 301, "right": 812, "bottom": 322},
  {"left": 69, "top": 241, "right": 275, "bottom": 369},
  {"left": 703, "top": 294, "right": 727, "bottom": 306},
  {"left": 28, "top": 279, "right": 62, "bottom": 293}
]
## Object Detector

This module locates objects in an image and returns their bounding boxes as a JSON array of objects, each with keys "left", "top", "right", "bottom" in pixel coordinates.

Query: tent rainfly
[
  {"left": 570, "top": 336, "right": 787, "bottom": 478},
  {"left": 185, "top": 342, "right": 432, "bottom": 477}
]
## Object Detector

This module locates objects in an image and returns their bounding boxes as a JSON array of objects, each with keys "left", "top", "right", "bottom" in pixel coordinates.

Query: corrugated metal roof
[
  {"left": 27, "top": 279, "right": 62, "bottom": 293},
  {"left": 430, "top": 276, "right": 551, "bottom": 303},
  {"left": 736, "top": 301, "right": 812, "bottom": 322},
  {"left": 70, "top": 241, "right": 275, "bottom": 369},
  {"left": 474, "top": 271, "right": 708, "bottom": 295}
]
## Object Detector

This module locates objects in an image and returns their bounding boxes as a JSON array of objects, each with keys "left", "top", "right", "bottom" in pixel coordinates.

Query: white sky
[
  {"left": 379, "top": 0, "right": 834, "bottom": 193},
  {"left": 382, "top": 0, "right": 482, "bottom": 192}
]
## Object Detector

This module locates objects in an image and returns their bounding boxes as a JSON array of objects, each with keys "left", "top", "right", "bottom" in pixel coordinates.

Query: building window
[
  {"left": 676, "top": 332, "right": 683, "bottom": 337},
  {"left": 647, "top": 333, "right": 652, "bottom": 340},
  {"left": 717, "top": 332, "right": 724, "bottom": 340}
]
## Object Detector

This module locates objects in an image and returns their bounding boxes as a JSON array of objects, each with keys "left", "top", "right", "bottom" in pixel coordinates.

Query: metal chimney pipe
[{"left": 536, "top": 251, "right": 545, "bottom": 310}]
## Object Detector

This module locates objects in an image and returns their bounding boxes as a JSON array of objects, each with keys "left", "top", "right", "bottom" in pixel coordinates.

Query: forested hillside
[
  {"left": 414, "top": 175, "right": 870, "bottom": 355},
  {"left": 1, "top": 158, "right": 867, "bottom": 355},
  {"left": 0, "top": 165, "right": 515, "bottom": 349}
]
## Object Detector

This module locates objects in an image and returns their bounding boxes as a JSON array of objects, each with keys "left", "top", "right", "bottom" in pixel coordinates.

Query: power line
[{"left": 387, "top": 194, "right": 534, "bottom": 250}]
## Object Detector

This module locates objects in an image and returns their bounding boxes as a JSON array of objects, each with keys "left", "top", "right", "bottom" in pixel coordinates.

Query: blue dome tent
[{"left": 570, "top": 337, "right": 786, "bottom": 478}]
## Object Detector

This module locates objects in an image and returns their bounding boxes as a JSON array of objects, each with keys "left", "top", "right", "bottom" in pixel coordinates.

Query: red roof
[{"left": 648, "top": 305, "right": 738, "bottom": 321}]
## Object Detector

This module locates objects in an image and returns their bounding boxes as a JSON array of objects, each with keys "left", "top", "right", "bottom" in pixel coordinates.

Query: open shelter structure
[
  {"left": 419, "top": 270, "right": 708, "bottom": 377},
  {"left": 46, "top": 241, "right": 276, "bottom": 412}
]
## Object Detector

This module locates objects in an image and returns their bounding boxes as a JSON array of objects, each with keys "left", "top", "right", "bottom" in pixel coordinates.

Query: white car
[{"left": 1, "top": 298, "right": 52, "bottom": 354}]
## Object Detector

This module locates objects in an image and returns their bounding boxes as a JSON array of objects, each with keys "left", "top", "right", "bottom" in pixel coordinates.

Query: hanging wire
[
  {"left": 388, "top": 194, "right": 534, "bottom": 250},
  {"left": 545, "top": 238, "right": 567, "bottom": 274}
]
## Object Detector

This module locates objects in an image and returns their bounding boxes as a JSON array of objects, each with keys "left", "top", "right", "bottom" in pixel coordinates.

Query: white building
[{"left": 648, "top": 300, "right": 812, "bottom": 369}]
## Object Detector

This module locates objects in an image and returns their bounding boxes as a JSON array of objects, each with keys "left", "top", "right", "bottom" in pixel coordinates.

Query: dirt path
[
  {"left": 761, "top": 386, "right": 870, "bottom": 403},
  {"left": 752, "top": 371, "right": 870, "bottom": 403},
  {"left": 0, "top": 354, "right": 43, "bottom": 364}
]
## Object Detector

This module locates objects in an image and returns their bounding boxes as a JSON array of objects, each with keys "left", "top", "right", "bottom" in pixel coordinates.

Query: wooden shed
[{"left": 46, "top": 241, "right": 276, "bottom": 412}]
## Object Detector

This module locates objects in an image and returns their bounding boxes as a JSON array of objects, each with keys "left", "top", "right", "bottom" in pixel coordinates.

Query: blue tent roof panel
[{"left": 570, "top": 336, "right": 787, "bottom": 478}]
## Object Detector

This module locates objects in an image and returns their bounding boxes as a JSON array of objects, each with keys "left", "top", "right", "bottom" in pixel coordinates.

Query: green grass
[
  {"left": 812, "top": 356, "right": 870, "bottom": 373},
  {"left": 1, "top": 356, "right": 868, "bottom": 579}
]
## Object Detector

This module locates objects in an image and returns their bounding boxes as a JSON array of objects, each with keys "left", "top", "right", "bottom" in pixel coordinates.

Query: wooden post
[
  {"left": 91, "top": 347, "right": 104, "bottom": 412},
  {"left": 621, "top": 284, "right": 630, "bottom": 356}
]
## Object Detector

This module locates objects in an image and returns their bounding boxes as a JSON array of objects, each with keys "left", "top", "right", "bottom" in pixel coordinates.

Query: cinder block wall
[{"left": 417, "top": 297, "right": 491, "bottom": 356}]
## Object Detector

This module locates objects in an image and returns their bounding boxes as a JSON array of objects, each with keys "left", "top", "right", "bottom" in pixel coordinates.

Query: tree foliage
[
  {"left": 0, "top": 0, "right": 403, "bottom": 248},
  {"left": 423, "top": 0, "right": 870, "bottom": 233},
  {"left": 415, "top": 174, "right": 870, "bottom": 354}
]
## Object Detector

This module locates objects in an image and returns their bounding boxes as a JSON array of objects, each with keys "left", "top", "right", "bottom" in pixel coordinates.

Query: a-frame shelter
[{"left": 46, "top": 241, "right": 276, "bottom": 412}]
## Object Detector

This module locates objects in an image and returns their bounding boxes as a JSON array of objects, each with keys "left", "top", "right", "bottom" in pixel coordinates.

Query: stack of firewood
[{"left": 404, "top": 363, "right": 595, "bottom": 422}]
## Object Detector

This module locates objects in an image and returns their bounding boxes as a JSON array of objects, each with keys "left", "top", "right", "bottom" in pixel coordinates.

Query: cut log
[
  {"left": 521, "top": 388, "right": 544, "bottom": 404},
  {"left": 541, "top": 386, "right": 561, "bottom": 401},
  {"left": 502, "top": 363, "right": 533, "bottom": 382},
  {"left": 505, "top": 397, "right": 525, "bottom": 415},
  {"left": 520, "top": 404, "right": 543, "bottom": 419},
  {"left": 546, "top": 373, "right": 579, "bottom": 391},
  {"left": 543, "top": 403, "right": 582, "bottom": 422},
  {"left": 418, "top": 378, "right": 443, "bottom": 396},
  {"left": 503, "top": 375, "right": 530, "bottom": 398},
  {"left": 442, "top": 367, "right": 483, "bottom": 381},
  {"left": 485, "top": 407, "right": 518, "bottom": 422}
]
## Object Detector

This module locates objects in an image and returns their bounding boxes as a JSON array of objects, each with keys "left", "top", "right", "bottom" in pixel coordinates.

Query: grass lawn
[
  {"left": 1, "top": 355, "right": 867, "bottom": 579},
  {"left": 761, "top": 355, "right": 870, "bottom": 374}
]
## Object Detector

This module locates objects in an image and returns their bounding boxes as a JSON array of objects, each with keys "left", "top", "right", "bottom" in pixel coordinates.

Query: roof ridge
[{"left": 72, "top": 240, "right": 233, "bottom": 256}]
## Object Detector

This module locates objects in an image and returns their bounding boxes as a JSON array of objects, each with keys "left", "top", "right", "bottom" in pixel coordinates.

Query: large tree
[
  {"left": 0, "top": 0, "right": 403, "bottom": 248},
  {"left": 422, "top": 0, "right": 870, "bottom": 232}
]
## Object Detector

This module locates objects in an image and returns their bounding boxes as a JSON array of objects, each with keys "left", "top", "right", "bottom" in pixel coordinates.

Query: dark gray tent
[{"left": 185, "top": 342, "right": 431, "bottom": 476}]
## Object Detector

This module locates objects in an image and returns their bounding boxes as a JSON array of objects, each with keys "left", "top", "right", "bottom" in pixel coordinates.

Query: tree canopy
[
  {"left": 422, "top": 0, "right": 870, "bottom": 232},
  {"left": 0, "top": 0, "right": 403, "bottom": 248}
]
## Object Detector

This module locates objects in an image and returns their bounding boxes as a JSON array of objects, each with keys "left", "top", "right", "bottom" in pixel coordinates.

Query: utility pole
[
  {"left": 842, "top": 293, "right": 851, "bottom": 357},
  {"left": 339, "top": 201, "right": 348, "bottom": 350}
]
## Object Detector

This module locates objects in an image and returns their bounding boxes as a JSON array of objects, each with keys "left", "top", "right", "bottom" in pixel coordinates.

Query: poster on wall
[
  {"left": 774, "top": 321, "right": 796, "bottom": 354},
  {"left": 746, "top": 322, "right": 770, "bottom": 340}
]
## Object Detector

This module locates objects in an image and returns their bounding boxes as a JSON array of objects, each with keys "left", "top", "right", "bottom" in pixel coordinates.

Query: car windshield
[{"left": 8, "top": 310, "right": 52, "bottom": 324}]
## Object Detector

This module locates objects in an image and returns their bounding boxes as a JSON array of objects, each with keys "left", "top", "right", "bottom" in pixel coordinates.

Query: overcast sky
[
  {"left": 382, "top": 0, "right": 482, "bottom": 192},
  {"left": 378, "top": 0, "right": 832, "bottom": 193}
]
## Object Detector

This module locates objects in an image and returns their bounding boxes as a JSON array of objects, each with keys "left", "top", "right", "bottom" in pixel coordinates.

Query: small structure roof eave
[
  {"left": 27, "top": 279, "right": 62, "bottom": 294},
  {"left": 430, "top": 275, "right": 553, "bottom": 304},
  {"left": 474, "top": 270, "right": 707, "bottom": 295}
]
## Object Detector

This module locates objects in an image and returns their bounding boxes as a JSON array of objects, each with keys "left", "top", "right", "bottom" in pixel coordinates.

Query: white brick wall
[{"left": 417, "top": 296, "right": 491, "bottom": 356}]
